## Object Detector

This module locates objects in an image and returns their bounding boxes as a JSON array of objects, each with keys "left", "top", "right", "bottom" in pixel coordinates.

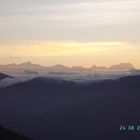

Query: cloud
[
  {"left": 0, "top": 0, "right": 139, "bottom": 43},
  {"left": 10, "top": 0, "right": 138, "bottom": 23},
  {"left": 7, "top": 56, "right": 21, "bottom": 60},
  {"left": 0, "top": 41, "right": 128, "bottom": 57}
]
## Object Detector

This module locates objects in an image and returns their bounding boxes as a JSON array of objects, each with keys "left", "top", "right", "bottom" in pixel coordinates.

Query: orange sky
[
  {"left": 0, "top": 0, "right": 139, "bottom": 68},
  {"left": 0, "top": 41, "right": 139, "bottom": 68}
]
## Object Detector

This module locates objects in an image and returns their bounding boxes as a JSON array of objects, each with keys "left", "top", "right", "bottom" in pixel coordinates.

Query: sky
[{"left": 0, "top": 0, "right": 140, "bottom": 68}]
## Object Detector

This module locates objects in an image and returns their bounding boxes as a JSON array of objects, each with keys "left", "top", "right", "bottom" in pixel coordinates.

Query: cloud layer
[{"left": 0, "top": 0, "right": 140, "bottom": 42}]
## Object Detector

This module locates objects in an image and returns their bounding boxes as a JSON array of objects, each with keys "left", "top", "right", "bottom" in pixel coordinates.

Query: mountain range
[
  {"left": 0, "top": 62, "right": 136, "bottom": 76},
  {"left": 0, "top": 75, "right": 140, "bottom": 140}
]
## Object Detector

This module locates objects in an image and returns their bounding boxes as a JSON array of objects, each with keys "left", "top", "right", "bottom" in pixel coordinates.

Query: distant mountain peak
[
  {"left": 20, "top": 61, "right": 32, "bottom": 66},
  {"left": 109, "top": 63, "right": 135, "bottom": 71},
  {"left": 71, "top": 66, "right": 85, "bottom": 70},
  {"left": 48, "top": 64, "right": 69, "bottom": 69},
  {"left": 90, "top": 65, "right": 107, "bottom": 69},
  {"left": 7, "top": 63, "right": 16, "bottom": 66},
  {"left": 53, "top": 64, "right": 68, "bottom": 67}
]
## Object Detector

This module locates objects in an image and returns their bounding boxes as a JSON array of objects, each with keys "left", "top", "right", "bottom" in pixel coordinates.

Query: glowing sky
[{"left": 0, "top": 0, "right": 140, "bottom": 67}]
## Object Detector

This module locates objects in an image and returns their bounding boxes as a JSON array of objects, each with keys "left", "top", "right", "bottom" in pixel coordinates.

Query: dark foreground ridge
[
  {"left": 0, "top": 75, "right": 140, "bottom": 140},
  {"left": 0, "top": 125, "right": 32, "bottom": 140}
]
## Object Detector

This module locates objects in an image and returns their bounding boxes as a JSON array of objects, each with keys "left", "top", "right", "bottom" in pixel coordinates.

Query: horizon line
[{"left": 0, "top": 61, "right": 137, "bottom": 69}]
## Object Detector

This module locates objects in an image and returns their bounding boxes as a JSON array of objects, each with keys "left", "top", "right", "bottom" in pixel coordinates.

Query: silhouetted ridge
[
  {"left": 0, "top": 75, "right": 140, "bottom": 95},
  {"left": 0, "top": 76, "right": 77, "bottom": 92},
  {"left": 0, "top": 75, "right": 140, "bottom": 140},
  {"left": 0, "top": 73, "right": 12, "bottom": 81},
  {"left": 0, "top": 125, "right": 32, "bottom": 140},
  {"left": 17, "top": 75, "right": 140, "bottom": 140},
  {"left": 119, "top": 75, "right": 140, "bottom": 81}
]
